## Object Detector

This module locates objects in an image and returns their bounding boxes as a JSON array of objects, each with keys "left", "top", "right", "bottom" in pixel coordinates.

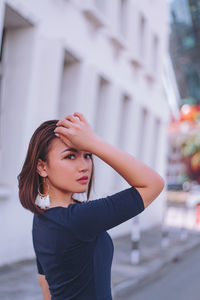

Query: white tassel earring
[{"left": 35, "top": 177, "right": 50, "bottom": 209}]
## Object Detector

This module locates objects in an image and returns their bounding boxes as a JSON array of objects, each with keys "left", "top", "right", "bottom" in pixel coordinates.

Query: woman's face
[{"left": 42, "top": 138, "right": 93, "bottom": 196}]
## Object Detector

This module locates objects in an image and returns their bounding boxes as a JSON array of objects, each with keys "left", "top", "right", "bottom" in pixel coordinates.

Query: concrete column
[
  {"left": 156, "top": 120, "right": 169, "bottom": 227},
  {"left": 128, "top": 102, "right": 144, "bottom": 264},
  {"left": 126, "top": 0, "right": 139, "bottom": 55},
  {"left": 131, "top": 111, "right": 155, "bottom": 255},
  {"left": 22, "top": 37, "right": 64, "bottom": 165},
  {"left": 0, "top": 26, "right": 39, "bottom": 266},
  {"left": 141, "top": 112, "right": 155, "bottom": 167},
  {"left": 136, "top": 106, "right": 147, "bottom": 162},
  {"left": 120, "top": 0, "right": 134, "bottom": 39},
  {"left": 154, "top": 121, "right": 168, "bottom": 176},
  {"left": 116, "top": 94, "right": 132, "bottom": 152},
  {"left": 92, "top": 83, "right": 122, "bottom": 197},
  {"left": 105, "top": 0, "right": 119, "bottom": 31},
  {"left": 120, "top": 99, "right": 144, "bottom": 261},
  {"left": 114, "top": 97, "right": 143, "bottom": 190},
  {"left": 73, "top": 62, "right": 99, "bottom": 127},
  {"left": 128, "top": 100, "right": 143, "bottom": 158},
  {"left": 58, "top": 61, "right": 99, "bottom": 127},
  {"left": 58, "top": 60, "right": 82, "bottom": 119},
  {"left": 115, "top": 96, "right": 142, "bottom": 157},
  {"left": 106, "top": 0, "right": 131, "bottom": 39},
  {"left": 139, "top": 120, "right": 168, "bottom": 230},
  {"left": 0, "top": 27, "right": 37, "bottom": 187}
]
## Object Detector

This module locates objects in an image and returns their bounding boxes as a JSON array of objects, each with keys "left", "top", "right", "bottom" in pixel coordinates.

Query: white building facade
[{"left": 0, "top": 0, "right": 171, "bottom": 266}]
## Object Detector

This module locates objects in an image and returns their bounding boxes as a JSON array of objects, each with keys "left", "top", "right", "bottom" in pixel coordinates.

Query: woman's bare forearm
[
  {"left": 38, "top": 275, "right": 51, "bottom": 300},
  {"left": 90, "top": 136, "right": 164, "bottom": 188}
]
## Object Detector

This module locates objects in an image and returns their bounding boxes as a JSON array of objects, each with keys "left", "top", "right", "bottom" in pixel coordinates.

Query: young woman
[{"left": 18, "top": 112, "right": 164, "bottom": 300}]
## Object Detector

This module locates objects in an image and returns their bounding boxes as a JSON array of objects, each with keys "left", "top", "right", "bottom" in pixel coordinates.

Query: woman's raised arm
[
  {"left": 89, "top": 136, "right": 165, "bottom": 208},
  {"left": 54, "top": 112, "right": 165, "bottom": 208}
]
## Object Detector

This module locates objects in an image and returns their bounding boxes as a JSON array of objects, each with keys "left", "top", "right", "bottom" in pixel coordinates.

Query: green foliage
[{"left": 180, "top": 132, "right": 200, "bottom": 157}]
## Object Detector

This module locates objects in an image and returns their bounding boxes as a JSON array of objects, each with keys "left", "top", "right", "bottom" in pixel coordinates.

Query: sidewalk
[
  {"left": 0, "top": 224, "right": 200, "bottom": 300},
  {"left": 111, "top": 224, "right": 200, "bottom": 299}
]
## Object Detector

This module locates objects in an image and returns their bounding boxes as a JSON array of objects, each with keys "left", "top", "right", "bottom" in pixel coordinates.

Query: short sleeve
[
  {"left": 36, "top": 257, "right": 44, "bottom": 275},
  {"left": 67, "top": 186, "right": 145, "bottom": 242}
]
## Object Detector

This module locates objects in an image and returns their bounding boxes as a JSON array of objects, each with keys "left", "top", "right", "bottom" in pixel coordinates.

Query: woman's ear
[{"left": 36, "top": 159, "right": 48, "bottom": 177}]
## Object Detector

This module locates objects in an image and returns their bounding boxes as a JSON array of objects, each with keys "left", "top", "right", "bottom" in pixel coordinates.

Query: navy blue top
[{"left": 32, "top": 186, "right": 145, "bottom": 300}]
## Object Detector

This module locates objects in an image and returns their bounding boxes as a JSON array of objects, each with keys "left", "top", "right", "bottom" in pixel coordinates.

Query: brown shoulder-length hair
[{"left": 17, "top": 120, "right": 94, "bottom": 216}]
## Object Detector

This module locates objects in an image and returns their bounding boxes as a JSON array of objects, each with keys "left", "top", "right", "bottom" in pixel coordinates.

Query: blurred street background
[{"left": 0, "top": 0, "right": 200, "bottom": 299}]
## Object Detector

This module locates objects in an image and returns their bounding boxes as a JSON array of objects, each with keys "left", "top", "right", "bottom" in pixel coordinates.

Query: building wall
[{"left": 0, "top": 0, "right": 170, "bottom": 266}]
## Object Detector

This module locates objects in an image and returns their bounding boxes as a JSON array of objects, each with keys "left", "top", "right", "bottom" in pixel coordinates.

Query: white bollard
[{"left": 131, "top": 216, "right": 140, "bottom": 264}]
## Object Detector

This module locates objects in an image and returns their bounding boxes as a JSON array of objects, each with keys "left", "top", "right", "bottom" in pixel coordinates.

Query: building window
[
  {"left": 151, "top": 118, "right": 161, "bottom": 168},
  {"left": 138, "top": 14, "right": 146, "bottom": 58},
  {"left": 117, "top": 95, "right": 131, "bottom": 149},
  {"left": 152, "top": 34, "right": 159, "bottom": 72},
  {"left": 94, "top": 77, "right": 110, "bottom": 138},
  {"left": 58, "top": 50, "right": 80, "bottom": 118},
  {"left": 138, "top": 108, "right": 148, "bottom": 161},
  {"left": 119, "top": 0, "right": 126, "bottom": 37}
]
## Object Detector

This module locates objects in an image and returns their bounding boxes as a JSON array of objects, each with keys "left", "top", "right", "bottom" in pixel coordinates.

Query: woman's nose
[{"left": 78, "top": 157, "right": 89, "bottom": 171}]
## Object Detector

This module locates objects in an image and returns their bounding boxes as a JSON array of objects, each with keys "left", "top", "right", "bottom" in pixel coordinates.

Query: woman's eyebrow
[{"left": 61, "top": 148, "right": 78, "bottom": 153}]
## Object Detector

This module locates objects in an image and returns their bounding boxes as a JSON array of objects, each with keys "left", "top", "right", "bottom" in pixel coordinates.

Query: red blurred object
[
  {"left": 182, "top": 155, "right": 200, "bottom": 184},
  {"left": 196, "top": 203, "right": 200, "bottom": 225},
  {"left": 180, "top": 104, "right": 200, "bottom": 122},
  {"left": 169, "top": 105, "right": 200, "bottom": 183},
  {"left": 191, "top": 152, "right": 200, "bottom": 172}
]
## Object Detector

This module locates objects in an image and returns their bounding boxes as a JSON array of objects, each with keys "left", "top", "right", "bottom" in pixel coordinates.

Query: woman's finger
[
  {"left": 57, "top": 134, "right": 75, "bottom": 148},
  {"left": 56, "top": 119, "right": 73, "bottom": 129},
  {"left": 54, "top": 126, "right": 70, "bottom": 136},
  {"left": 54, "top": 128, "right": 75, "bottom": 148},
  {"left": 65, "top": 115, "right": 78, "bottom": 123},
  {"left": 73, "top": 112, "right": 87, "bottom": 123}
]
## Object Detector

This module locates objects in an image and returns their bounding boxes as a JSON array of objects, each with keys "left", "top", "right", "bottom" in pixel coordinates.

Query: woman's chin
[{"left": 74, "top": 186, "right": 87, "bottom": 193}]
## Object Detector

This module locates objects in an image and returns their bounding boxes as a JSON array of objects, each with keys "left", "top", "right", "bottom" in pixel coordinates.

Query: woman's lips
[
  {"left": 77, "top": 179, "right": 88, "bottom": 184},
  {"left": 77, "top": 177, "right": 88, "bottom": 184}
]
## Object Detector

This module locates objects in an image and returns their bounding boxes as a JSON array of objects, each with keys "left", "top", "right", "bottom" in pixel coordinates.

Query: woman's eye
[
  {"left": 64, "top": 153, "right": 92, "bottom": 160},
  {"left": 85, "top": 153, "right": 92, "bottom": 159},
  {"left": 65, "top": 154, "right": 75, "bottom": 159}
]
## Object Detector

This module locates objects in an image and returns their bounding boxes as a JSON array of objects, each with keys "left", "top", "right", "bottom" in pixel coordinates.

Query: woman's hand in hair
[{"left": 54, "top": 112, "right": 99, "bottom": 151}]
